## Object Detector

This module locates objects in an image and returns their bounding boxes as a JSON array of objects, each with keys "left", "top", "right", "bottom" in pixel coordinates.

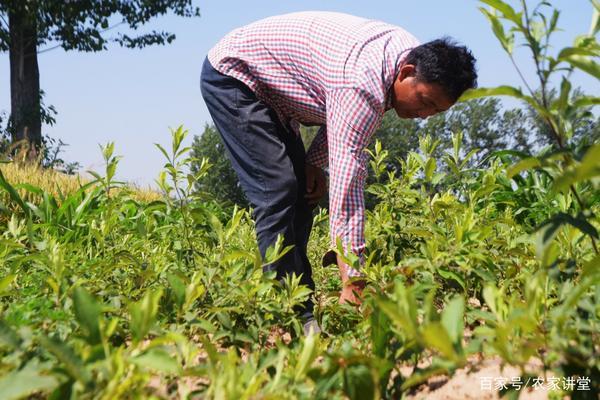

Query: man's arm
[
  {"left": 325, "top": 88, "right": 382, "bottom": 278},
  {"left": 305, "top": 125, "right": 328, "bottom": 169}
]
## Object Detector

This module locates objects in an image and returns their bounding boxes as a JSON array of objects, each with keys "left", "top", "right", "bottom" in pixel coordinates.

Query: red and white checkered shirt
[{"left": 207, "top": 11, "right": 419, "bottom": 276}]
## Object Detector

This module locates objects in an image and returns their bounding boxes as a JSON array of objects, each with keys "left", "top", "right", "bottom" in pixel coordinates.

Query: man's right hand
[
  {"left": 337, "top": 254, "right": 366, "bottom": 305},
  {"left": 305, "top": 163, "right": 327, "bottom": 206},
  {"left": 323, "top": 250, "right": 366, "bottom": 305}
]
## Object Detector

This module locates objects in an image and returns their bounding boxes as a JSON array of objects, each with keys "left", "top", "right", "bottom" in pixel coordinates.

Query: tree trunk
[{"left": 8, "top": 3, "right": 41, "bottom": 161}]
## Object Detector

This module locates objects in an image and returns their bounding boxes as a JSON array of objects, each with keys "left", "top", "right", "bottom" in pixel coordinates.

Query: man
[{"left": 200, "top": 11, "right": 477, "bottom": 333}]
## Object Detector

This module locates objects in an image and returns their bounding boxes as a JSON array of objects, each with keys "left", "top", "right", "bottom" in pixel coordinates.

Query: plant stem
[
  {"left": 516, "top": 0, "right": 598, "bottom": 254},
  {"left": 521, "top": 0, "right": 549, "bottom": 110}
]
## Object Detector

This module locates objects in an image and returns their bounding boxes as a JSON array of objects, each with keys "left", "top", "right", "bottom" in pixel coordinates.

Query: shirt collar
[{"left": 384, "top": 47, "right": 413, "bottom": 112}]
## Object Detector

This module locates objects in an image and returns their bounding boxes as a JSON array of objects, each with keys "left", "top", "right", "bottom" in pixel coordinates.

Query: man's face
[{"left": 391, "top": 64, "right": 454, "bottom": 119}]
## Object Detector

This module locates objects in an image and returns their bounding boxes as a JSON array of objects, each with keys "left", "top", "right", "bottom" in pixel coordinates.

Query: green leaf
[
  {"left": 555, "top": 77, "right": 571, "bottom": 113},
  {"left": 572, "top": 96, "right": 600, "bottom": 108},
  {"left": 557, "top": 46, "right": 599, "bottom": 59},
  {"left": 591, "top": 0, "right": 600, "bottom": 35},
  {"left": 581, "top": 254, "right": 600, "bottom": 279},
  {"left": 552, "top": 143, "right": 600, "bottom": 193},
  {"left": 506, "top": 157, "right": 541, "bottom": 178},
  {"left": 154, "top": 143, "right": 171, "bottom": 163},
  {"left": 536, "top": 221, "right": 561, "bottom": 260},
  {"left": 131, "top": 349, "right": 181, "bottom": 374},
  {"left": 370, "top": 305, "right": 392, "bottom": 359},
  {"left": 172, "top": 125, "right": 188, "bottom": 155},
  {"left": 101, "top": 142, "right": 115, "bottom": 161},
  {"left": 0, "top": 361, "right": 59, "bottom": 400},
  {"left": 39, "top": 336, "right": 92, "bottom": 384},
  {"left": 0, "top": 319, "right": 21, "bottom": 349},
  {"left": 422, "top": 322, "right": 457, "bottom": 360},
  {"left": 376, "top": 297, "right": 417, "bottom": 338},
  {"left": 561, "top": 214, "right": 599, "bottom": 239},
  {"left": 535, "top": 213, "right": 598, "bottom": 259},
  {"left": 460, "top": 148, "right": 480, "bottom": 168},
  {"left": 0, "top": 274, "right": 16, "bottom": 294},
  {"left": 424, "top": 157, "right": 437, "bottom": 181},
  {"left": 295, "top": 330, "right": 320, "bottom": 380},
  {"left": 72, "top": 287, "right": 102, "bottom": 345},
  {"left": 480, "top": 8, "right": 514, "bottom": 53},
  {"left": 459, "top": 86, "right": 552, "bottom": 121},
  {"left": 541, "top": 213, "right": 598, "bottom": 240},
  {"left": 129, "top": 289, "right": 163, "bottom": 344},
  {"left": 0, "top": 168, "right": 30, "bottom": 218},
  {"left": 441, "top": 297, "right": 465, "bottom": 345},
  {"left": 549, "top": 9, "right": 560, "bottom": 34},
  {"left": 540, "top": 241, "right": 560, "bottom": 268},
  {"left": 400, "top": 364, "right": 449, "bottom": 391},
  {"left": 13, "top": 183, "right": 44, "bottom": 197},
  {"left": 560, "top": 54, "right": 600, "bottom": 80},
  {"left": 437, "top": 268, "right": 466, "bottom": 291},
  {"left": 199, "top": 335, "right": 220, "bottom": 364},
  {"left": 343, "top": 364, "right": 376, "bottom": 400},
  {"left": 486, "top": 149, "right": 531, "bottom": 160},
  {"left": 167, "top": 273, "right": 186, "bottom": 309},
  {"left": 458, "top": 85, "right": 520, "bottom": 101},
  {"left": 86, "top": 170, "right": 103, "bottom": 182},
  {"left": 479, "top": 0, "right": 522, "bottom": 24},
  {"left": 106, "top": 161, "right": 118, "bottom": 182},
  {"left": 176, "top": 146, "right": 192, "bottom": 159}
]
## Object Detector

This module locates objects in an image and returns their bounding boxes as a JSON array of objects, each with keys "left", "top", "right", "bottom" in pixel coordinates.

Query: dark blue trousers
[{"left": 200, "top": 57, "right": 315, "bottom": 317}]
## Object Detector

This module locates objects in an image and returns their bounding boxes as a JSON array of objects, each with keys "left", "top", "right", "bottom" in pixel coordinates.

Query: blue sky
[{"left": 0, "top": 0, "right": 596, "bottom": 188}]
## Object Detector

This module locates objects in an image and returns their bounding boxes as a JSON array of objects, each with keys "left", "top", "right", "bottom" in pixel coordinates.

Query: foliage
[
  {"left": 1, "top": 91, "right": 80, "bottom": 173},
  {"left": 0, "top": 1, "right": 200, "bottom": 52},
  {"left": 0, "top": 0, "right": 200, "bottom": 161},
  {"left": 461, "top": 0, "right": 599, "bottom": 252},
  {"left": 0, "top": 119, "right": 598, "bottom": 398},
  {"left": 190, "top": 124, "right": 249, "bottom": 209},
  {"left": 189, "top": 124, "right": 323, "bottom": 210},
  {"left": 192, "top": 95, "right": 596, "bottom": 212}
]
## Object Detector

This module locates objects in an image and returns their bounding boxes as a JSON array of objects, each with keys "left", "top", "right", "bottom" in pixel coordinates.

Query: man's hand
[
  {"left": 305, "top": 163, "right": 327, "bottom": 206},
  {"left": 337, "top": 254, "right": 366, "bottom": 305},
  {"left": 323, "top": 251, "right": 366, "bottom": 305}
]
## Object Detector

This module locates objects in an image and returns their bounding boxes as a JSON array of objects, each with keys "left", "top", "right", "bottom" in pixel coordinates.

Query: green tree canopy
[
  {"left": 0, "top": 0, "right": 199, "bottom": 159},
  {"left": 192, "top": 96, "right": 598, "bottom": 210},
  {"left": 190, "top": 124, "right": 249, "bottom": 209}
]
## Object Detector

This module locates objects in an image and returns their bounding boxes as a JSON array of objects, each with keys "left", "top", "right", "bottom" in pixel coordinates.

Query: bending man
[{"left": 200, "top": 11, "right": 477, "bottom": 329}]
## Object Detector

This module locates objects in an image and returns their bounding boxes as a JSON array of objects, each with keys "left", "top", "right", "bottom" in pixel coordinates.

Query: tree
[
  {"left": 192, "top": 99, "right": 539, "bottom": 211},
  {"left": 191, "top": 124, "right": 326, "bottom": 210},
  {"left": 523, "top": 88, "right": 600, "bottom": 152},
  {"left": 190, "top": 124, "right": 249, "bottom": 209},
  {"left": 192, "top": 97, "right": 590, "bottom": 211},
  {"left": 0, "top": 0, "right": 199, "bottom": 158},
  {"left": 370, "top": 97, "right": 535, "bottom": 177}
]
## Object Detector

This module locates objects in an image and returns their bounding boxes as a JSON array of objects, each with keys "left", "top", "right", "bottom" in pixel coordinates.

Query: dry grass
[{"left": 0, "top": 161, "right": 163, "bottom": 205}]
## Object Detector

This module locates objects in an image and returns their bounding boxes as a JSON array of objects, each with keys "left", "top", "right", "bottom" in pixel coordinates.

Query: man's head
[{"left": 391, "top": 38, "right": 477, "bottom": 119}]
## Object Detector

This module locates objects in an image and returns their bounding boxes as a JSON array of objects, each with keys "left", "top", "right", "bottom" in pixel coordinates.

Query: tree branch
[
  {"left": 37, "top": 20, "right": 126, "bottom": 54},
  {"left": 37, "top": 42, "right": 62, "bottom": 54},
  {"left": 0, "top": 12, "right": 9, "bottom": 30},
  {"left": 0, "top": 12, "right": 10, "bottom": 46}
]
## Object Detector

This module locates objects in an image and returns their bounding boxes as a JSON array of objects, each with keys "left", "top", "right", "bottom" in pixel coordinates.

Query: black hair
[{"left": 404, "top": 37, "right": 478, "bottom": 101}]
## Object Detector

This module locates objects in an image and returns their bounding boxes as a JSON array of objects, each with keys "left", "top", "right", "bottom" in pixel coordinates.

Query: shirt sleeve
[
  {"left": 326, "top": 88, "right": 382, "bottom": 277},
  {"left": 305, "top": 126, "right": 328, "bottom": 169}
]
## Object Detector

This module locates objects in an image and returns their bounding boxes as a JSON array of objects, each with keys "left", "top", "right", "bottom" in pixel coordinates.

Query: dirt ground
[
  {"left": 147, "top": 324, "right": 573, "bottom": 399},
  {"left": 404, "top": 355, "right": 564, "bottom": 400}
]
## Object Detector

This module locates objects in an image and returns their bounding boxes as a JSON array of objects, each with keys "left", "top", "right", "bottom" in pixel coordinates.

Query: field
[
  {"left": 0, "top": 127, "right": 598, "bottom": 399},
  {"left": 0, "top": 1, "right": 599, "bottom": 399}
]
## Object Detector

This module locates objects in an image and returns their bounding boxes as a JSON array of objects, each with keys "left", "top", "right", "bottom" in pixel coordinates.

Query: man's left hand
[{"left": 305, "top": 163, "right": 327, "bottom": 205}]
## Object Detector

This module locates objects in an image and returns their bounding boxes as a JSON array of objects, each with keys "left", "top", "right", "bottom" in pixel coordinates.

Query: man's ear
[{"left": 398, "top": 64, "right": 416, "bottom": 82}]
